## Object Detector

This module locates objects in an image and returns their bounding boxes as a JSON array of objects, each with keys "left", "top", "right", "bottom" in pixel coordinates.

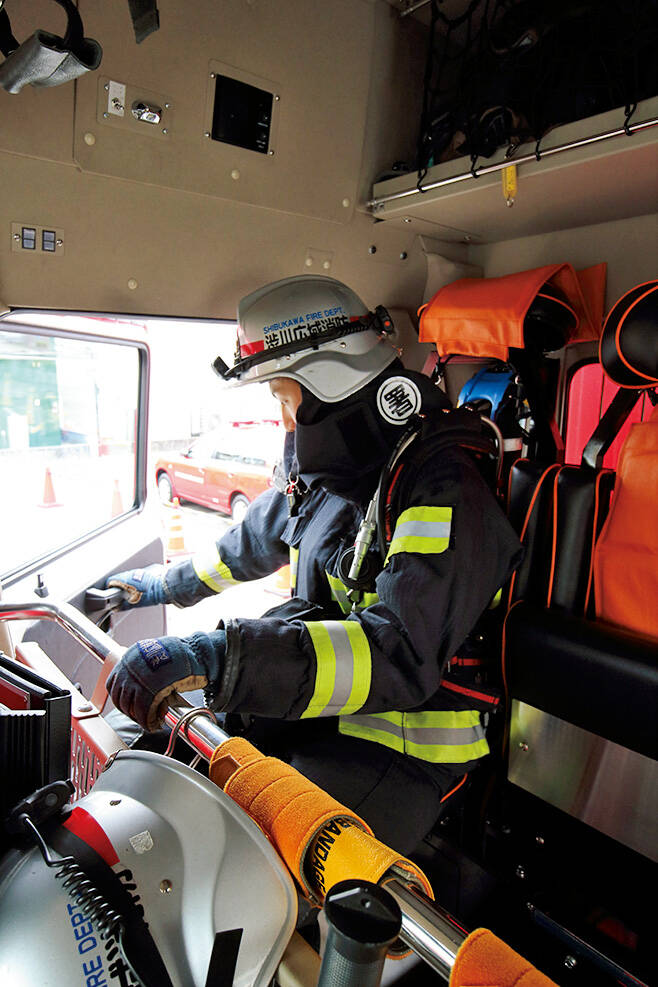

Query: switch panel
[{"left": 11, "top": 223, "right": 64, "bottom": 255}]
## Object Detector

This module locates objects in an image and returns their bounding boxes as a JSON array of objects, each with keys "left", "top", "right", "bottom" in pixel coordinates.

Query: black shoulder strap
[{"left": 380, "top": 408, "right": 500, "bottom": 551}]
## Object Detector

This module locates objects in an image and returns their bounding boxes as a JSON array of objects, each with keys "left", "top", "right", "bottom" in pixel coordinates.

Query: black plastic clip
[
  {"left": 623, "top": 103, "right": 637, "bottom": 137},
  {"left": 5, "top": 780, "right": 74, "bottom": 835}
]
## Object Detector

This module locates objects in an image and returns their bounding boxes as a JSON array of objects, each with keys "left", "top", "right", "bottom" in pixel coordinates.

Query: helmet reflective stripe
[
  {"left": 325, "top": 571, "right": 379, "bottom": 615},
  {"left": 192, "top": 547, "right": 239, "bottom": 593},
  {"left": 339, "top": 710, "right": 489, "bottom": 763},
  {"left": 223, "top": 275, "right": 399, "bottom": 403},
  {"left": 385, "top": 506, "right": 453, "bottom": 564},
  {"left": 289, "top": 546, "right": 299, "bottom": 592},
  {"left": 301, "top": 620, "right": 371, "bottom": 717}
]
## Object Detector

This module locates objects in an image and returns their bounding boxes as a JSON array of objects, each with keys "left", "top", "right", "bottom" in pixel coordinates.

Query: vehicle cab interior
[{"left": 0, "top": 2, "right": 656, "bottom": 985}]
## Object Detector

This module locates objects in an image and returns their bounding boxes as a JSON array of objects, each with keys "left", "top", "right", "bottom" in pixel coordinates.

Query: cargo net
[{"left": 416, "top": 0, "right": 658, "bottom": 186}]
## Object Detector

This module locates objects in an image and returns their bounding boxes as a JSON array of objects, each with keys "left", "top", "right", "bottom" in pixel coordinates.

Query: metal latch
[{"left": 131, "top": 100, "right": 162, "bottom": 125}]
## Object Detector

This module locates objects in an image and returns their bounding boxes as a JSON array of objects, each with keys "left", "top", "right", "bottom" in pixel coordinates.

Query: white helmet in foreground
[{"left": 214, "top": 275, "right": 400, "bottom": 402}]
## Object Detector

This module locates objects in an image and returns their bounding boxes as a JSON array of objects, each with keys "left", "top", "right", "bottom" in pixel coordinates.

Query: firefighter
[{"left": 106, "top": 275, "right": 523, "bottom": 853}]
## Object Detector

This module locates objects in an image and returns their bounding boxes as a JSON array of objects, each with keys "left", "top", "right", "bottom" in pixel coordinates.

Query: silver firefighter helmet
[{"left": 214, "top": 275, "right": 400, "bottom": 402}]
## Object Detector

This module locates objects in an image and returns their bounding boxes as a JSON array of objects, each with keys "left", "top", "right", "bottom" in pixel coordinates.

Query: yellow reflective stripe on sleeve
[
  {"left": 301, "top": 620, "right": 372, "bottom": 718},
  {"left": 289, "top": 546, "right": 299, "bottom": 591},
  {"left": 326, "top": 571, "right": 379, "bottom": 615},
  {"left": 385, "top": 506, "right": 452, "bottom": 564},
  {"left": 326, "top": 572, "right": 350, "bottom": 614},
  {"left": 339, "top": 717, "right": 403, "bottom": 755},
  {"left": 339, "top": 708, "right": 489, "bottom": 763},
  {"left": 301, "top": 623, "right": 336, "bottom": 718},
  {"left": 489, "top": 587, "right": 503, "bottom": 609},
  {"left": 192, "top": 547, "right": 239, "bottom": 592}
]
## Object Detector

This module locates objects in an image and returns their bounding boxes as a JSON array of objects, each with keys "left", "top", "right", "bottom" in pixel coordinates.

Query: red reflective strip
[
  {"left": 240, "top": 339, "right": 266, "bottom": 357},
  {"left": 62, "top": 806, "right": 119, "bottom": 866},
  {"left": 441, "top": 679, "right": 500, "bottom": 706},
  {"left": 440, "top": 773, "right": 468, "bottom": 804},
  {"left": 450, "top": 657, "right": 483, "bottom": 667}
]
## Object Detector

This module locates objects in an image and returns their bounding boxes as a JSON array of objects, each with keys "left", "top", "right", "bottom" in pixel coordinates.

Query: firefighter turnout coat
[{"left": 165, "top": 437, "right": 523, "bottom": 772}]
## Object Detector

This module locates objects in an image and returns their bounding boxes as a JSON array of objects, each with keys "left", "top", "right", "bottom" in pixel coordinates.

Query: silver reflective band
[
  {"left": 301, "top": 620, "right": 371, "bottom": 718},
  {"left": 385, "top": 506, "right": 453, "bottom": 564},
  {"left": 339, "top": 709, "right": 489, "bottom": 763},
  {"left": 192, "top": 547, "right": 239, "bottom": 593}
]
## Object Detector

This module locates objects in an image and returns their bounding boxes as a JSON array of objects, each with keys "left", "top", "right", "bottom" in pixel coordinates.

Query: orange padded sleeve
[
  {"left": 450, "top": 928, "right": 558, "bottom": 987},
  {"left": 594, "top": 405, "right": 658, "bottom": 639},
  {"left": 209, "top": 736, "right": 433, "bottom": 904},
  {"left": 210, "top": 737, "right": 372, "bottom": 898}
]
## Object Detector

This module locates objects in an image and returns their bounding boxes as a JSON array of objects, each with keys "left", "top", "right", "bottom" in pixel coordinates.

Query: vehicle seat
[
  {"left": 593, "top": 281, "right": 658, "bottom": 639},
  {"left": 502, "top": 281, "right": 658, "bottom": 862}
]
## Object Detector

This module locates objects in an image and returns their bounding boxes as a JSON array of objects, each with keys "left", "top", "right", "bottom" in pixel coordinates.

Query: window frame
[{"left": 0, "top": 312, "right": 150, "bottom": 586}]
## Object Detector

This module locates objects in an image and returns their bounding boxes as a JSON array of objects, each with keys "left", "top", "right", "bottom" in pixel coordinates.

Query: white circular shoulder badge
[{"left": 376, "top": 376, "right": 422, "bottom": 425}]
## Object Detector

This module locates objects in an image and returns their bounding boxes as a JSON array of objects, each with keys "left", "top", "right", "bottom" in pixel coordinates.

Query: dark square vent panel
[{"left": 211, "top": 75, "right": 273, "bottom": 154}]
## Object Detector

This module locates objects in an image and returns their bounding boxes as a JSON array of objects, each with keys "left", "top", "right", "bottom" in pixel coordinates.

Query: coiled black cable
[{"left": 19, "top": 814, "right": 144, "bottom": 985}]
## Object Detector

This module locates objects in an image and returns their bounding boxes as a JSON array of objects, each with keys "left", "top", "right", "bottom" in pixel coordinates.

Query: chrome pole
[
  {"left": 0, "top": 599, "right": 123, "bottom": 664},
  {"left": 367, "top": 116, "right": 658, "bottom": 210},
  {"left": 0, "top": 599, "right": 466, "bottom": 979},
  {"left": 0, "top": 599, "right": 124, "bottom": 709},
  {"left": 399, "top": 0, "right": 433, "bottom": 17},
  {"left": 386, "top": 881, "right": 465, "bottom": 978}
]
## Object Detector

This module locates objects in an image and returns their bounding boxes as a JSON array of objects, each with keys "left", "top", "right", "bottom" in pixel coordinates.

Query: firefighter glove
[
  {"left": 106, "top": 565, "right": 171, "bottom": 608},
  {"left": 106, "top": 630, "right": 226, "bottom": 731}
]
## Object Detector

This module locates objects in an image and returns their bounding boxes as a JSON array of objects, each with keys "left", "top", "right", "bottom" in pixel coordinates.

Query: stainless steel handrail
[
  {"left": 367, "top": 116, "right": 658, "bottom": 211},
  {"left": 0, "top": 599, "right": 125, "bottom": 709},
  {"left": 0, "top": 599, "right": 465, "bottom": 978}
]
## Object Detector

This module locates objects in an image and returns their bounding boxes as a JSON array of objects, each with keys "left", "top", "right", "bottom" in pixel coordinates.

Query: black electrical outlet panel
[{"left": 211, "top": 74, "right": 273, "bottom": 154}]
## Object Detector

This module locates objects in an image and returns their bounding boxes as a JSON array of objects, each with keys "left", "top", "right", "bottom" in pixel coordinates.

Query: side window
[
  {"left": 564, "top": 361, "right": 652, "bottom": 468},
  {"left": 0, "top": 325, "right": 145, "bottom": 580}
]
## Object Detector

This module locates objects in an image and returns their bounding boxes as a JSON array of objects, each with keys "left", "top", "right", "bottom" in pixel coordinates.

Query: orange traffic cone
[
  {"left": 165, "top": 498, "right": 188, "bottom": 559},
  {"left": 271, "top": 564, "right": 291, "bottom": 597},
  {"left": 111, "top": 478, "right": 124, "bottom": 518},
  {"left": 38, "top": 467, "right": 61, "bottom": 508}
]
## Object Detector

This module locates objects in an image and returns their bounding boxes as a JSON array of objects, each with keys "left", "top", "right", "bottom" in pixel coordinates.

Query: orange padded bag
[
  {"left": 419, "top": 262, "right": 605, "bottom": 360},
  {"left": 594, "top": 404, "right": 658, "bottom": 639}
]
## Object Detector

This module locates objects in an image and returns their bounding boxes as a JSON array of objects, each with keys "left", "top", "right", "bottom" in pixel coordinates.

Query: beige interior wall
[{"left": 0, "top": 0, "right": 430, "bottom": 321}]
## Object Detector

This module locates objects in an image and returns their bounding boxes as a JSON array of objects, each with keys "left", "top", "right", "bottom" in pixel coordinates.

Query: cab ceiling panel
[
  {"left": 0, "top": 0, "right": 75, "bottom": 163},
  {"left": 71, "top": 0, "right": 375, "bottom": 224}
]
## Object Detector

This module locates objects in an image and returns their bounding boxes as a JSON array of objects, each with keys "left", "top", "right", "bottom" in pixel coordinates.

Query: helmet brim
[{"left": 230, "top": 333, "right": 399, "bottom": 402}]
